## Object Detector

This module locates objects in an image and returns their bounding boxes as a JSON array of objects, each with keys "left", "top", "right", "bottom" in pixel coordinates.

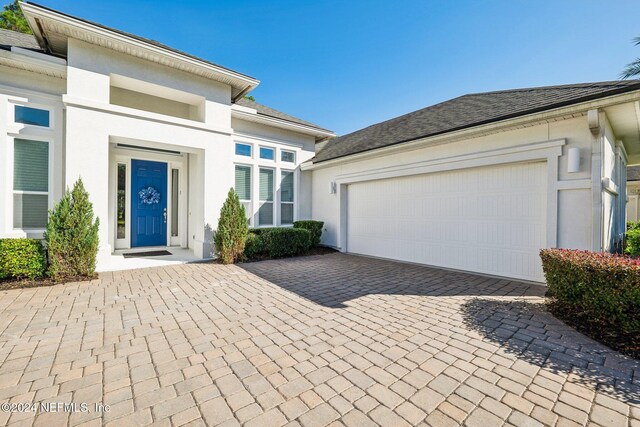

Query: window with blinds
[
  {"left": 13, "top": 139, "right": 49, "bottom": 229},
  {"left": 281, "top": 171, "right": 294, "bottom": 224},
  {"left": 259, "top": 168, "right": 274, "bottom": 225},
  {"left": 235, "top": 165, "right": 252, "bottom": 223}
]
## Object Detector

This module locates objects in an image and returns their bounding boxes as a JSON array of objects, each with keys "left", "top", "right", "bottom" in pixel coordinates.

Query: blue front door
[{"left": 131, "top": 159, "right": 167, "bottom": 247}]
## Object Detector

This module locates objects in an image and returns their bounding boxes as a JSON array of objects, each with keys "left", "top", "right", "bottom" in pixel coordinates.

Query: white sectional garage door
[{"left": 347, "top": 161, "right": 547, "bottom": 282}]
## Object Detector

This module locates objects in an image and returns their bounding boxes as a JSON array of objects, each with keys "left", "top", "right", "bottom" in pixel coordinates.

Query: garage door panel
[{"left": 347, "top": 162, "right": 547, "bottom": 281}]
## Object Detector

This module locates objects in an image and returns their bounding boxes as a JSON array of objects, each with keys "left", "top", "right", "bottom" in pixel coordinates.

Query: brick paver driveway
[{"left": 0, "top": 253, "right": 638, "bottom": 426}]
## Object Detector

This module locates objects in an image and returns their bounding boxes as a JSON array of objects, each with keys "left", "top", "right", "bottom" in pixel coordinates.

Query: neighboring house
[
  {"left": 305, "top": 82, "right": 640, "bottom": 282},
  {"left": 627, "top": 165, "right": 640, "bottom": 222},
  {"left": 0, "top": 3, "right": 333, "bottom": 271}
]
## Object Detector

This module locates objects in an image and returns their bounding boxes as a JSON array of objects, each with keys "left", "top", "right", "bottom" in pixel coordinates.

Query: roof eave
[
  {"left": 306, "top": 88, "right": 640, "bottom": 169},
  {"left": 20, "top": 2, "right": 260, "bottom": 97},
  {"left": 231, "top": 108, "right": 336, "bottom": 140}
]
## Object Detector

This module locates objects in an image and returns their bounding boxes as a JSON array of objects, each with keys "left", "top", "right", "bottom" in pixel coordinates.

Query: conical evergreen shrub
[
  {"left": 214, "top": 188, "right": 248, "bottom": 264},
  {"left": 45, "top": 178, "right": 100, "bottom": 281}
]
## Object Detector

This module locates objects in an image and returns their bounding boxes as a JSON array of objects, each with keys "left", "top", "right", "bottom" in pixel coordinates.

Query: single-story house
[
  {"left": 305, "top": 81, "right": 640, "bottom": 282},
  {"left": 627, "top": 166, "right": 640, "bottom": 222},
  {"left": 2, "top": 4, "right": 640, "bottom": 283},
  {"left": 0, "top": 3, "right": 334, "bottom": 271}
]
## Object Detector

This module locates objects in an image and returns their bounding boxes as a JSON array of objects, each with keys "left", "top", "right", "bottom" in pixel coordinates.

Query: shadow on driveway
[
  {"left": 239, "top": 253, "right": 545, "bottom": 309},
  {"left": 460, "top": 298, "right": 640, "bottom": 405}
]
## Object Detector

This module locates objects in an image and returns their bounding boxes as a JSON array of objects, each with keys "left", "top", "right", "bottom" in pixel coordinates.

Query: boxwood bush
[
  {"left": 540, "top": 248, "right": 640, "bottom": 356},
  {"left": 243, "top": 232, "right": 264, "bottom": 260},
  {"left": 293, "top": 220, "right": 324, "bottom": 247},
  {"left": 0, "top": 238, "right": 46, "bottom": 280},
  {"left": 245, "top": 227, "right": 311, "bottom": 259}
]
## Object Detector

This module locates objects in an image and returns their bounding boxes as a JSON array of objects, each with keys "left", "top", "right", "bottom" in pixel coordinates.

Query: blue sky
[{"left": 35, "top": 0, "right": 640, "bottom": 135}]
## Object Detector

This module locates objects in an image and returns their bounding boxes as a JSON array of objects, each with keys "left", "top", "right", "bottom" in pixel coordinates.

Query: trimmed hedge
[
  {"left": 540, "top": 249, "right": 640, "bottom": 353},
  {"left": 293, "top": 220, "right": 324, "bottom": 247},
  {"left": 243, "top": 233, "right": 264, "bottom": 260},
  {"left": 246, "top": 227, "right": 311, "bottom": 259},
  {"left": 0, "top": 238, "right": 46, "bottom": 280}
]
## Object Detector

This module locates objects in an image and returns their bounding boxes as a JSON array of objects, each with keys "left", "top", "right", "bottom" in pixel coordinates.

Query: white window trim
[
  {"left": 9, "top": 135, "right": 54, "bottom": 232},
  {"left": 279, "top": 169, "right": 295, "bottom": 225},
  {"left": 258, "top": 166, "right": 275, "bottom": 227},
  {"left": 259, "top": 146, "right": 275, "bottom": 161},
  {"left": 231, "top": 137, "right": 302, "bottom": 228},
  {"left": 9, "top": 100, "right": 54, "bottom": 129},
  {"left": 234, "top": 142, "right": 253, "bottom": 158},
  {"left": 281, "top": 149, "right": 296, "bottom": 163},
  {"left": 235, "top": 163, "right": 253, "bottom": 226}
]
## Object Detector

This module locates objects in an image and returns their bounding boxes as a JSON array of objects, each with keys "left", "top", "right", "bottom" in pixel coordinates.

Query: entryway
[
  {"left": 131, "top": 159, "right": 167, "bottom": 247},
  {"left": 111, "top": 143, "right": 189, "bottom": 253}
]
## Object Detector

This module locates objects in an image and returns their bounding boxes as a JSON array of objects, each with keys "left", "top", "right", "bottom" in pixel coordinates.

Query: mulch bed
[
  {"left": 0, "top": 274, "right": 97, "bottom": 291},
  {"left": 547, "top": 300, "right": 640, "bottom": 360}
]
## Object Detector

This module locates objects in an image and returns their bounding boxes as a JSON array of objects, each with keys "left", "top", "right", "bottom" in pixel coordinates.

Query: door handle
[{"left": 163, "top": 208, "right": 167, "bottom": 224}]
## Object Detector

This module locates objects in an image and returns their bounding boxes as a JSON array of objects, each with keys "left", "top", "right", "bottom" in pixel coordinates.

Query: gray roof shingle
[
  {"left": 629, "top": 166, "right": 640, "bottom": 182},
  {"left": 0, "top": 28, "right": 41, "bottom": 51},
  {"left": 314, "top": 80, "right": 640, "bottom": 163},
  {"left": 235, "top": 97, "right": 332, "bottom": 133}
]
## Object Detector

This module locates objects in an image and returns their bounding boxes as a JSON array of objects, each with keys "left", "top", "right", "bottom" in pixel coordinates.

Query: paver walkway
[{"left": 0, "top": 253, "right": 637, "bottom": 426}]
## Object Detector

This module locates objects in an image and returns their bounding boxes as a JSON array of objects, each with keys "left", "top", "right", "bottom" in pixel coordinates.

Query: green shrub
[
  {"left": 626, "top": 227, "right": 640, "bottom": 257},
  {"left": 540, "top": 249, "right": 640, "bottom": 349},
  {"left": 45, "top": 178, "right": 100, "bottom": 281},
  {"left": 249, "top": 227, "right": 279, "bottom": 236},
  {"left": 245, "top": 227, "right": 311, "bottom": 259},
  {"left": 243, "top": 233, "right": 265, "bottom": 259},
  {"left": 262, "top": 228, "right": 311, "bottom": 258},
  {"left": 0, "top": 238, "right": 46, "bottom": 280},
  {"left": 214, "top": 188, "right": 248, "bottom": 264},
  {"left": 293, "top": 220, "right": 324, "bottom": 247}
]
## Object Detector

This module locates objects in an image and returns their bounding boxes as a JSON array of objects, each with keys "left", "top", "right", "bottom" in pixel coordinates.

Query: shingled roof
[
  {"left": 629, "top": 166, "right": 640, "bottom": 182},
  {"left": 314, "top": 80, "right": 640, "bottom": 163},
  {"left": 0, "top": 28, "right": 41, "bottom": 51},
  {"left": 235, "top": 97, "right": 332, "bottom": 133}
]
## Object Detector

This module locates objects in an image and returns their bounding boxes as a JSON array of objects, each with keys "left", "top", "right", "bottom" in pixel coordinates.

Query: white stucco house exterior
[
  {"left": 0, "top": 3, "right": 334, "bottom": 271},
  {"left": 305, "top": 82, "right": 640, "bottom": 282},
  {"left": 2, "top": 4, "right": 640, "bottom": 283}
]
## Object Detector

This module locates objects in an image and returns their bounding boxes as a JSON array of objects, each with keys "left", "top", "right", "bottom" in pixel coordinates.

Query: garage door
[{"left": 347, "top": 161, "right": 547, "bottom": 282}]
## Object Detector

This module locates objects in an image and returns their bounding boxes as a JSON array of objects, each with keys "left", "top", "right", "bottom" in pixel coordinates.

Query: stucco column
[{"left": 64, "top": 106, "right": 111, "bottom": 269}]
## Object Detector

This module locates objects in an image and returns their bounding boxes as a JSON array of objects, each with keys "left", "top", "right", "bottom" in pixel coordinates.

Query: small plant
[
  {"left": 293, "top": 220, "right": 324, "bottom": 247},
  {"left": 0, "top": 238, "right": 46, "bottom": 280},
  {"left": 45, "top": 178, "right": 100, "bottom": 281},
  {"left": 214, "top": 188, "right": 248, "bottom": 264},
  {"left": 626, "top": 221, "right": 640, "bottom": 257}
]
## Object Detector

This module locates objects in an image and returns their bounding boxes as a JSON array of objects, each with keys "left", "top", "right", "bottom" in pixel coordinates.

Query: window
[
  {"left": 235, "top": 165, "right": 252, "bottom": 223},
  {"left": 13, "top": 139, "right": 49, "bottom": 229},
  {"left": 15, "top": 105, "right": 50, "bottom": 127},
  {"left": 235, "top": 143, "right": 252, "bottom": 157},
  {"left": 281, "top": 150, "right": 295, "bottom": 163},
  {"left": 281, "top": 171, "right": 294, "bottom": 224},
  {"left": 117, "top": 164, "right": 126, "bottom": 239},
  {"left": 259, "top": 168, "right": 274, "bottom": 225},
  {"left": 259, "top": 147, "right": 275, "bottom": 161},
  {"left": 171, "top": 169, "right": 180, "bottom": 236}
]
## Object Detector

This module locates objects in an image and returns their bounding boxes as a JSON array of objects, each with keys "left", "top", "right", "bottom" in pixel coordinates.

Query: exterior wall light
[{"left": 568, "top": 147, "right": 580, "bottom": 173}]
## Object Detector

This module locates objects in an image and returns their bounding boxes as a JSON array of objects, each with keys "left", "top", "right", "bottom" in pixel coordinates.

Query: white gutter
[
  {"left": 20, "top": 2, "right": 259, "bottom": 94},
  {"left": 231, "top": 108, "right": 336, "bottom": 139},
  {"left": 302, "top": 90, "right": 640, "bottom": 171}
]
